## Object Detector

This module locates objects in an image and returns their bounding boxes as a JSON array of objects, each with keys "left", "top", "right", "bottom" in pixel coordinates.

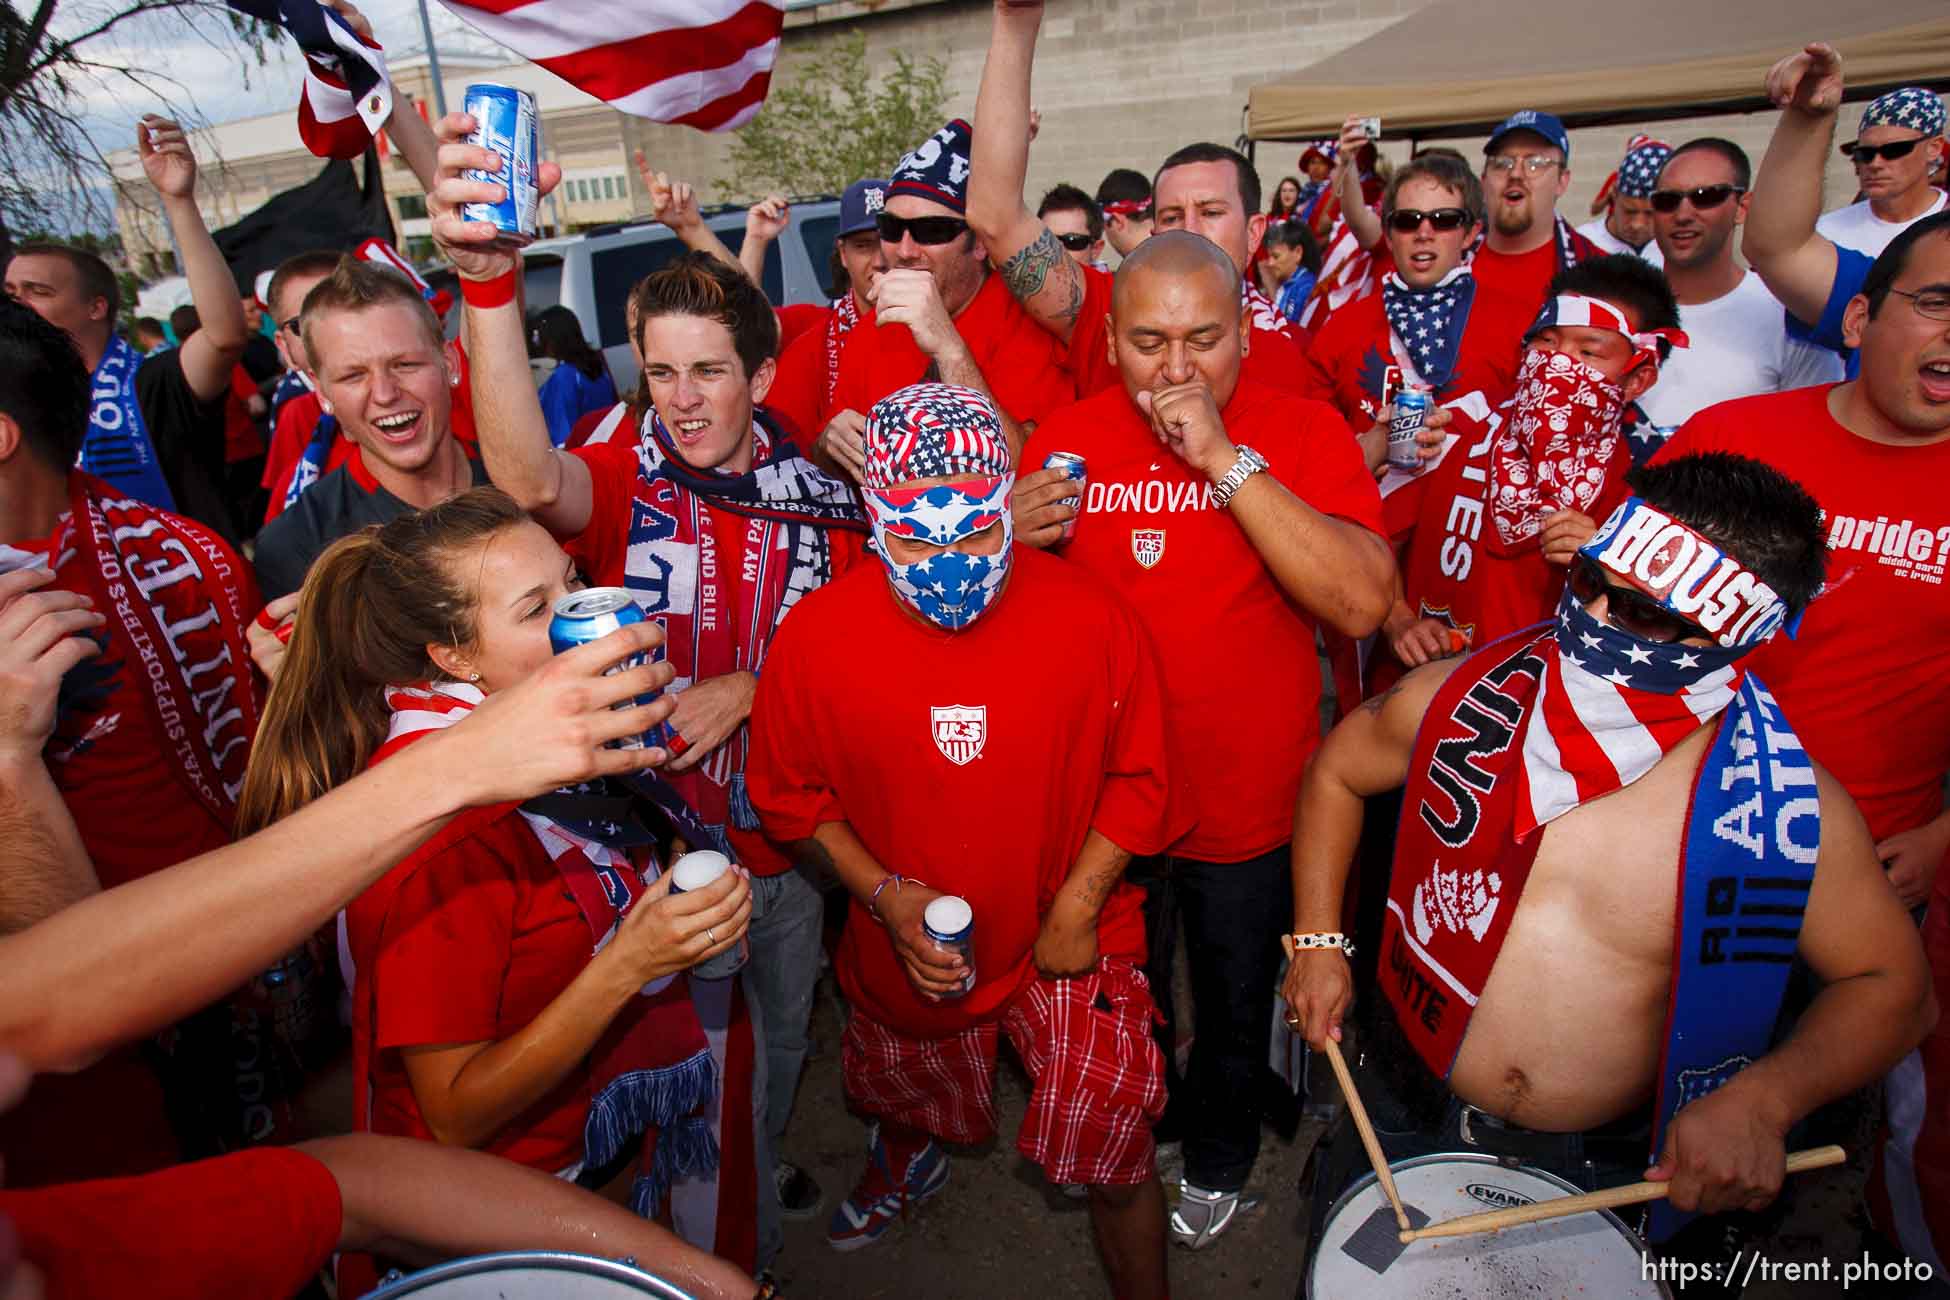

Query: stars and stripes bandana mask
[
  {"left": 1382, "top": 265, "right": 1474, "bottom": 389},
  {"left": 862, "top": 383, "right": 1015, "bottom": 632}
]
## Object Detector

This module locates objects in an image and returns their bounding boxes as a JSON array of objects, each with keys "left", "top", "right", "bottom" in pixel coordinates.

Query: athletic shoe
[
  {"left": 825, "top": 1124, "right": 949, "bottom": 1251},
  {"left": 774, "top": 1160, "right": 824, "bottom": 1220},
  {"left": 1168, "top": 1180, "right": 1260, "bottom": 1249}
]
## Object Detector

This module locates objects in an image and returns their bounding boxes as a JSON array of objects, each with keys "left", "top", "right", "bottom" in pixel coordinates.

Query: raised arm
[
  {"left": 428, "top": 112, "right": 596, "bottom": 535},
  {"left": 739, "top": 195, "right": 789, "bottom": 291},
  {"left": 139, "top": 116, "right": 246, "bottom": 400},
  {"left": 1743, "top": 44, "right": 1845, "bottom": 324},
  {"left": 1647, "top": 764, "right": 1936, "bottom": 1214},
  {"left": 1283, "top": 662, "right": 1451, "bottom": 1046},
  {"left": 0, "top": 569, "right": 102, "bottom": 933},
  {"left": 0, "top": 626, "right": 673, "bottom": 1073},
  {"left": 969, "top": 0, "right": 1088, "bottom": 346},
  {"left": 635, "top": 150, "right": 743, "bottom": 274},
  {"left": 1331, "top": 116, "right": 1384, "bottom": 251}
]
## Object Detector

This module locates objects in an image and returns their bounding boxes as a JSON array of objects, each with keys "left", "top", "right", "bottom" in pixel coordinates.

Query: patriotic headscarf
[
  {"left": 889, "top": 119, "right": 974, "bottom": 215},
  {"left": 1858, "top": 87, "right": 1947, "bottom": 140},
  {"left": 1592, "top": 135, "right": 1673, "bottom": 210},
  {"left": 862, "top": 383, "right": 1014, "bottom": 632}
]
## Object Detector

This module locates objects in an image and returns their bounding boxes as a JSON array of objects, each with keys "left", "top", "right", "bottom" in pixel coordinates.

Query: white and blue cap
[
  {"left": 839, "top": 177, "right": 890, "bottom": 237},
  {"left": 1853, "top": 87, "right": 1946, "bottom": 143},
  {"left": 1486, "top": 109, "right": 1571, "bottom": 161}
]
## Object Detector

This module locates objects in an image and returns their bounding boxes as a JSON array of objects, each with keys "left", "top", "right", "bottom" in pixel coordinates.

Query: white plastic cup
[{"left": 669, "top": 850, "right": 748, "bottom": 980}]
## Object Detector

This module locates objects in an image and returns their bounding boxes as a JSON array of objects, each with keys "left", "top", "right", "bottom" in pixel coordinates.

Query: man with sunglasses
[
  {"left": 1820, "top": 88, "right": 1947, "bottom": 260},
  {"left": 1038, "top": 184, "right": 1108, "bottom": 270},
  {"left": 1284, "top": 450, "right": 1934, "bottom": 1275},
  {"left": 1473, "top": 111, "right": 1604, "bottom": 316},
  {"left": 821, "top": 118, "right": 1074, "bottom": 467},
  {"left": 1636, "top": 139, "right": 1841, "bottom": 441}
]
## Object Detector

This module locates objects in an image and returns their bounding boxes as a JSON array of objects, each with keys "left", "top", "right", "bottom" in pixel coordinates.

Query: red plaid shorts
[{"left": 840, "top": 957, "right": 1166, "bottom": 1186}]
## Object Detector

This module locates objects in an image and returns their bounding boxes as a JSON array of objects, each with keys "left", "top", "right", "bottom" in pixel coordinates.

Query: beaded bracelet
[
  {"left": 1289, "top": 931, "right": 1355, "bottom": 957},
  {"left": 869, "top": 873, "right": 927, "bottom": 922}
]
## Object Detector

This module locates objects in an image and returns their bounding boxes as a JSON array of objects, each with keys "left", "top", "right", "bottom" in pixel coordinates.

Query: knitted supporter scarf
[
  {"left": 624, "top": 410, "right": 865, "bottom": 853},
  {"left": 1381, "top": 267, "right": 1475, "bottom": 390},
  {"left": 371, "top": 681, "right": 718, "bottom": 1218},
  {"left": 46, "top": 471, "right": 257, "bottom": 825},
  {"left": 283, "top": 408, "right": 340, "bottom": 511},
  {"left": 81, "top": 334, "right": 175, "bottom": 510}
]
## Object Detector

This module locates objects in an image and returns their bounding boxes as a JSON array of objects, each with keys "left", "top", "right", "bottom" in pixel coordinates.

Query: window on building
[
  {"left": 396, "top": 195, "right": 428, "bottom": 219},
  {"left": 602, "top": 176, "right": 616, "bottom": 200}
]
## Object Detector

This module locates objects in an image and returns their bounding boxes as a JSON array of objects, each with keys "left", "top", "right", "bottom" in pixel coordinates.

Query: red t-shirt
[
  {"left": 563, "top": 440, "right": 867, "bottom": 877},
  {"left": 349, "top": 808, "right": 599, "bottom": 1173},
  {"left": 1469, "top": 240, "right": 1561, "bottom": 319},
  {"left": 1063, "top": 265, "right": 1307, "bottom": 401},
  {"left": 746, "top": 548, "right": 1181, "bottom": 1039},
  {"left": 223, "top": 363, "right": 266, "bottom": 463},
  {"left": 776, "top": 301, "right": 831, "bottom": 352},
  {"left": 1655, "top": 385, "right": 1950, "bottom": 843},
  {"left": 2, "top": 1147, "right": 342, "bottom": 1300},
  {"left": 1022, "top": 380, "right": 1385, "bottom": 862},
  {"left": 768, "top": 320, "right": 838, "bottom": 444},
  {"left": 826, "top": 273, "right": 1074, "bottom": 430}
]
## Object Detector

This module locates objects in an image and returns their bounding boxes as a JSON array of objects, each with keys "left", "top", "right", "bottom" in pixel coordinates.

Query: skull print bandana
[{"left": 1488, "top": 347, "right": 1628, "bottom": 548}]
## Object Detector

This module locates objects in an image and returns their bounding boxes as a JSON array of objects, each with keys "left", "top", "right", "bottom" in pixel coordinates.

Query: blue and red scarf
[{"left": 80, "top": 335, "right": 175, "bottom": 511}]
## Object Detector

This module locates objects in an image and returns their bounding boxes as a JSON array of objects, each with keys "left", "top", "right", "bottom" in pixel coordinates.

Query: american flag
[
  {"left": 1297, "top": 215, "right": 1378, "bottom": 331},
  {"left": 1515, "top": 597, "right": 1744, "bottom": 838},
  {"left": 437, "top": 0, "right": 786, "bottom": 130},
  {"left": 227, "top": 0, "right": 392, "bottom": 159}
]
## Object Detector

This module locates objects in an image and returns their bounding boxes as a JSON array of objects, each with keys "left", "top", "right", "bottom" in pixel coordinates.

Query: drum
[
  {"left": 1307, "top": 1153, "right": 1672, "bottom": 1298},
  {"left": 365, "top": 1251, "right": 698, "bottom": 1298}
]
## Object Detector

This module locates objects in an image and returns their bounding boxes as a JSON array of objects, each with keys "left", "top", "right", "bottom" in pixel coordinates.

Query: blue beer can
[
  {"left": 1043, "top": 451, "right": 1087, "bottom": 542},
  {"left": 1387, "top": 384, "right": 1432, "bottom": 471},
  {"left": 462, "top": 83, "right": 539, "bottom": 244},
  {"left": 548, "top": 587, "right": 670, "bottom": 749},
  {"left": 923, "top": 895, "right": 976, "bottom": 998}
]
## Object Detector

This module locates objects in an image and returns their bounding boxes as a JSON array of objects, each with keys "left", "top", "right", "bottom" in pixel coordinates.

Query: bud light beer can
[
  {"left": 1043, "top": 451, "right": 1087, "bottom": 542},
  {"left": 462, "top": 83, "right": 539, "bottom": 244},
  {"left": 923, "top": 895, "right": 976, "bottom": 998},
  {"left": 548, "top": 587, "right": 670, "bottom": 749},
  {"left": 1387, "top": 384, "right": 1432, "bottom": 471},
  {"left": 669, "top": 850, "right": 749, "bottom": 980}
]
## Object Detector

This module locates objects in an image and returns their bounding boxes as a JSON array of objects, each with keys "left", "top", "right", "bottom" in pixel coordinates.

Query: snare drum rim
[
  {"left": 1305, "top": 1151, "right": 1665, "bottom": 1300},
  {"left": 363, "top": 1250, "right": 698, "bottom": 1299}
]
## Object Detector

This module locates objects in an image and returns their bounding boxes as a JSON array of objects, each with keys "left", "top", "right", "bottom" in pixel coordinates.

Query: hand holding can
[
  {"left": 1042, "top": 452, "right": 1087, "bottom": 543},
  {"left": 923, "top": 896, "right": 976, "bottom": 999}
]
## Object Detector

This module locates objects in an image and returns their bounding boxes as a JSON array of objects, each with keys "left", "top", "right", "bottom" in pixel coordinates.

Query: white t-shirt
[
  {"left": 1816, "top": 190, "right": 1948, "bottom": 258},
  {"left": 1575, "top": 216, "right": 1664, "bottom": 266},
  {"left": 1637, "top": 271, "right": 1845, "bottom": 438}
]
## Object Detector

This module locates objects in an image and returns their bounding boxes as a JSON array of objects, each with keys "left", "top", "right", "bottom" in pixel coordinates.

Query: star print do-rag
[
  {"left": 1382, "top": 265, "right": 1475, "bottom": 390},
  {"left": 1860, "top": 87, "right": 1946, "bottom": 139},
  {"left": 862, "top": 382, "right": 1015, "bottom": 632}
]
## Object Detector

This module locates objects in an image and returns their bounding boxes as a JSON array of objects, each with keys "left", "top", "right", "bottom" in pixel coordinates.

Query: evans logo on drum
[{"left": 1464, "top": 1182, "right": 1537, "bottom": 1211}]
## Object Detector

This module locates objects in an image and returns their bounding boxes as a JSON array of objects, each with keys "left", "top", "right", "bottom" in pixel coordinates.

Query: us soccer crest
[
  {"left": 931, "top": 704, "right": 987, "bottom": 765},
  {"left": 1131, "top": 529, "right": 1166, "bottom": 570}
]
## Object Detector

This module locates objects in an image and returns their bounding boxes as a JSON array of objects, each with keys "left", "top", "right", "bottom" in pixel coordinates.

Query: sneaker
[
  {"left": 826, "top": 1125, "right": 950, "bottom": 1251},
  {"left": 774, "top": 1159, "right": 824, "bottom": 1220},
  {"left": 1168, "top": 1180, "right": 1260, "bottom": 1250}
]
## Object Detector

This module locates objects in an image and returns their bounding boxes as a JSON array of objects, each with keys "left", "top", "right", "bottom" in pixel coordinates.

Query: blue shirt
[
  {"left": 1785, "top": 244, "right": 1872, "bottom": 380},
  {"left": 1273, "top": 269, "right": 1316, "bottom": 325},
  {"left": 538, "top": 363, "right": 620, "bottom": 447}
]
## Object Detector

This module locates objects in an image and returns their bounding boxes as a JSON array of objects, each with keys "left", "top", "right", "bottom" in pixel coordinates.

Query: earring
[{"left": 467, "top": 672, "right": 482, "bottom": 682}]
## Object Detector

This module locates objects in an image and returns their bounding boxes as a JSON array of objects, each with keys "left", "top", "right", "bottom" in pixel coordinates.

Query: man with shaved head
[{"left": 1020, "top": 230, "right": 1393, "bottom": 1248}]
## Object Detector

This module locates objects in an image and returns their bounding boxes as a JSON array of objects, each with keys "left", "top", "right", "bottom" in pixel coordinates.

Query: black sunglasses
[
  {"left": 1385, "top": 207, "right": 1471, "bottom": 233},
  {"left": 1053, "top": 231, "right": 1096, "bottom": 251},
  {"left": 1649, "top": 184, "right": 1744, "bottom": 214},
  {"left": 279, "top": 316, "right": 302, "bottom": 337},
  {"left": 1843, "top": 138, "right": 1924, "bottom": 165},
  {"left": 876, "top": 213, "right": 969, "bottom": 245},
  {"left": 1569, "top": 558, "right": 1708, "bottom": 645}
]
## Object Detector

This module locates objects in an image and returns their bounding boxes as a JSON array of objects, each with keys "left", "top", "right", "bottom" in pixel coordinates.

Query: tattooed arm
[
  {"left": 969, "top": 1, "right": 1090, "bottom": 346},
  {"left": 1034, "top": 830, "right": 1132, "bottom": 978}
]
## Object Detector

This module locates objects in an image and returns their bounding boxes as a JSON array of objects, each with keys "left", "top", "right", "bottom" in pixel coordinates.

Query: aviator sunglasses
[
  {"left": 1649, "top": 183, "right": 1744, "bottom": 214},
  {"left": 1385, "top": 207, "right": 1471, "bottom": 233},
  {"left": 875, "top": 213, "right": 970, "bottom": 245},
  {"left": 1843, "top": 138, "right": 1926, "bottom": 165},
  {"left": 1569, "top": 557, "right": 1710, "bottom": 645}
]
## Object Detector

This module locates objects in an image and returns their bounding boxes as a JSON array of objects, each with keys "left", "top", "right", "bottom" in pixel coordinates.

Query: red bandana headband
[
  {"left": 1100, "top": 197, "right": 1151, "bottom": 219},
  {"left": 1534, "top": 293, "right": 1689, "bottom": 370}
]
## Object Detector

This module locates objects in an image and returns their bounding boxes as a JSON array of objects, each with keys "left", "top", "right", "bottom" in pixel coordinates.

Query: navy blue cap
[
  {"left": 840, "top": 178, "right": 890, "bottom": 237},
  {"left": 1486, "top": 110, "right": 1571, "bottom": 161}
]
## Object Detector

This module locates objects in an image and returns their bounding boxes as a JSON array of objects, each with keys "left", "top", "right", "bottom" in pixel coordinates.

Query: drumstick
[
  {"left": 1399, "top": 1144, "right": 1847, "bottom": 1243},
  {"left": 1280, "top": 933, "right": 1413, "bottom": 1233}
]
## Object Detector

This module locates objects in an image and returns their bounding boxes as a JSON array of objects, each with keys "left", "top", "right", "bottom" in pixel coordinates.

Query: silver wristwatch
[{"left": 1211, "top": 445, "right": 1268, "bottom": 509}]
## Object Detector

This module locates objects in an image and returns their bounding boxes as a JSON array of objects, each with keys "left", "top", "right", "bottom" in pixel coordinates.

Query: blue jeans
[{"left": 1133, "top": 844, "right": 1293, "bottom": 1193}]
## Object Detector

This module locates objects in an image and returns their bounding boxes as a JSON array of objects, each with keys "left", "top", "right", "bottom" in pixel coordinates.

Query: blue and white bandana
[
  {"left": 1861, "top": 87, "right": 1947, "bottom": 139},
  {"left": 1381, "top": 265, "right": 1474, "bottom": 390},
  {"left": 1617, "top": 141, "right": 1673, "bottom": 199}
]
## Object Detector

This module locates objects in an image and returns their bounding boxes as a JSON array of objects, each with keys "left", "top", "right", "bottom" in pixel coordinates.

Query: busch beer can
[
  {"left": 548, "top": 587, "right": 670, "bottom": 749},
  {"left": 923, "top": 895, "right": 976, "bottom": 998},
  {"left": 669, "top": 851, "right": 749, "bottom": 980},
  {"left": 1043, "top": 451, "right": 1087, "bottom": 543},
  {"left": 462, "top": 83, "right": 539, "bottom": 244},
  {"left": 1387, "top": 384, "right": 1432, "bottom": 471}
]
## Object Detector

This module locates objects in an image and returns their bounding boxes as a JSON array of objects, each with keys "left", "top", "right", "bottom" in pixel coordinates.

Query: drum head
[
  {"left": 364, "top": 1251, "right": 698, "bottom": 1298},
  {"left": 1308, "top": 1154, "right": 1670, "bottom": 1298}
]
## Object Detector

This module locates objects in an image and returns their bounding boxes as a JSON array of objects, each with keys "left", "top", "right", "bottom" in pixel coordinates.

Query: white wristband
[{"left": 1290, "top": 931, "right": 1354, "bottom": 957}]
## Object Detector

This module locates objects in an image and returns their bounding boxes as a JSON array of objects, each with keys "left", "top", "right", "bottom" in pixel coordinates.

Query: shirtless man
[{"left": 1283, "top": 452, "right": 1933, "bottom": 1255}]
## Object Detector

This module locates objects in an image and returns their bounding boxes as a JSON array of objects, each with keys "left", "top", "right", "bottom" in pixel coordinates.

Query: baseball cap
[
  {"left": 1486, "top": 110, "right": 1571, "bottom": 161},
  {"left": 839, "top": 178, "right": 890, "bottom": 237}
]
